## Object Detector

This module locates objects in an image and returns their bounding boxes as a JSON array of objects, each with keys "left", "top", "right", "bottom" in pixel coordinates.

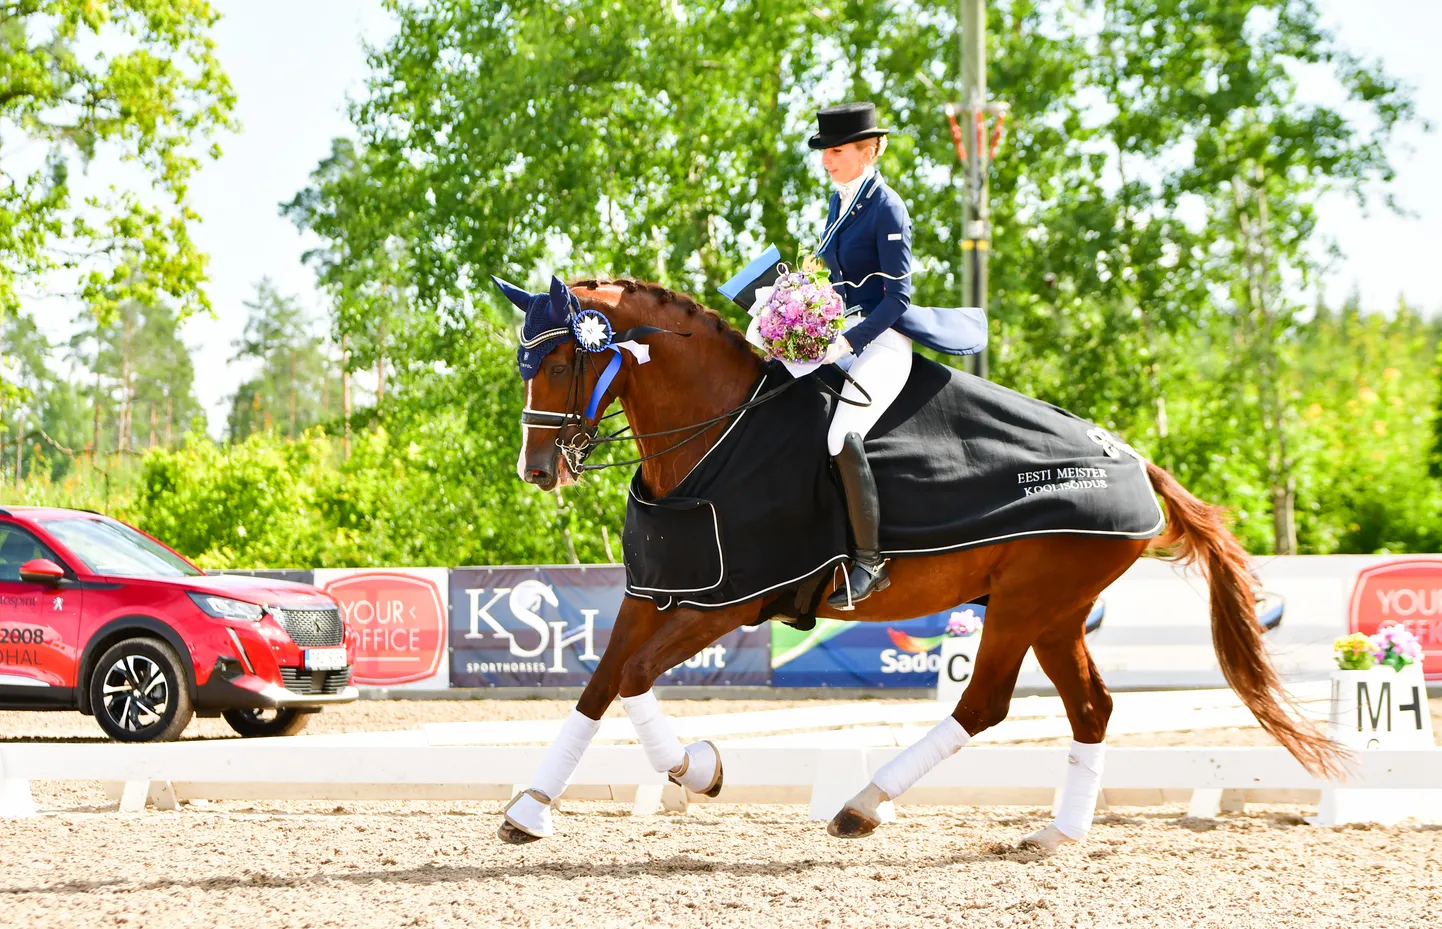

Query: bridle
[
  {"left": 520, "top": 302, "right": 872, "bottom": 477},
  {"left": 522, "top": 339, "right": 805, "bottom": 476}
]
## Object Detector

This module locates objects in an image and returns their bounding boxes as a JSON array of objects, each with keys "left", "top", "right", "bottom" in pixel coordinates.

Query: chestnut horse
[{"left": 497, "top": 276, "right": 1341, "bottom": 849}]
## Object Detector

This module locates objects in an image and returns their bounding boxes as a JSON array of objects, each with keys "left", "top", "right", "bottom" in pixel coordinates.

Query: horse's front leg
[
  {"left": 829, "top": 596, "right": 1036, "bottom": 839},
  {"left": 615, "top": 602, "right": 761, "bottom": 798},
  {"left": 499, "top": 596, "right": 667, "bottom": 844}
]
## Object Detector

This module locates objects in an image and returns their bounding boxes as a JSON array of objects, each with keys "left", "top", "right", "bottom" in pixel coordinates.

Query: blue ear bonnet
[
  {"left": 492, "top": 274, "right": 678, "bottom": 420},
  {"left": 492, "top": 275, "right": 588, "bottom": 380},
  {"left": 517, "top": 295, "right": 575, "bottom": 380}
]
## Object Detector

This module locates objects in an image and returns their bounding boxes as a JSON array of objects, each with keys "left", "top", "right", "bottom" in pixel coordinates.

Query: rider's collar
[{"left": 833, "top": 165, "right": 876, "bottom": 211}]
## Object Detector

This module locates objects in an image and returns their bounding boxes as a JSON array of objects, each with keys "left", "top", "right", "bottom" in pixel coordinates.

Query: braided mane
[{"left": 569, "top": 277, "right": 758, "bottom": 359}]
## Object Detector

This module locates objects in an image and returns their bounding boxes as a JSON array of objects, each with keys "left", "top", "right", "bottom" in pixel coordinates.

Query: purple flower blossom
[
  {"left": 1371, "top": 624, "right": 1422, "bottom": 670},
  {"left": 946, "top": 609, "right": 982, "bottom": 637}
]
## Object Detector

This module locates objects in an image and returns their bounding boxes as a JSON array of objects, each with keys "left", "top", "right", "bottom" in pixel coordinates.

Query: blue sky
[{"left": 29, "top": 0, "right": 1442, "bottom": 434}]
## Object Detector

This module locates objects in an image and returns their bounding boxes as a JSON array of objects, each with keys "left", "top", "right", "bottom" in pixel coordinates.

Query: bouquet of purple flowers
[{"left": 753, "top": 262, "right": 846, "bottom": 364}]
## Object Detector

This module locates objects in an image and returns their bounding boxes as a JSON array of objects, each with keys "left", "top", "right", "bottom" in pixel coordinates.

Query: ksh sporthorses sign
[
  {"left": 1349, "top": 559, "right": 1442, "bottom": 681},
  {"left": 313, "top": 568, "right": 450, "bottom": 689},
  {"left": 449, "top": 565, "right": 770, "bottom": 687}
]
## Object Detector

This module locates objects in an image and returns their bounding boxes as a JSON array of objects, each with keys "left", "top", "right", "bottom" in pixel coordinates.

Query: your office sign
[
  {"left": 1349, "top": 559, "right": 1442, "bottom": 680},
  {"left": 313, "top": 568, "right": 450, "bottom": 689}
]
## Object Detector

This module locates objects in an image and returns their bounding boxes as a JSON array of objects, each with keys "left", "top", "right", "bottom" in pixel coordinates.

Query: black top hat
[{"left": 808, "top": 102, "right": 892, "bottom": 150}]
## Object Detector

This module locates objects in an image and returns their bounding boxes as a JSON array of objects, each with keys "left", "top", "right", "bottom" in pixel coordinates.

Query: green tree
[
  {"left": 227, "top": 279, "right": 338, "bottom": 440},
  {"left": 280, "top": 139, "right": 405, "bottom": 414},
  {"left": 0, "top": 312, "right": 52, "bottom": 480},
  {"left": 133, "top": 301, "right": 203, "bottom": 448},
  {"left": 1, "top": 314, "right": 102, "bottom": 481},
  {"left": 0, "top": 0, "right": 235, "bottom": 323},
  {"left": 69, "top": 298, "right": 202, "bottom": 454},
  {"left": 294, "top": 0, "right": 1412, "bottom": 555}
]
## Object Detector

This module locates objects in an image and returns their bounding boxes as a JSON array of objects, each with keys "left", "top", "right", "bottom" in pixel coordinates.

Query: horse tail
[{"left": 1145, "top": 461, "right": 1344, "bottom": 779}]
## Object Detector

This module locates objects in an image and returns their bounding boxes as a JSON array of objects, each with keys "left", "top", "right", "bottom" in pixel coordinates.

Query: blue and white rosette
[{"left": 571, "top": 309, "right": 615, "bottom": 353}]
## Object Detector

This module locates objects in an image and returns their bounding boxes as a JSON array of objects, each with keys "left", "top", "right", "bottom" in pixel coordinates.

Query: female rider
[{"left": 811, "top": 102, "right": 914, "bottom": 610}]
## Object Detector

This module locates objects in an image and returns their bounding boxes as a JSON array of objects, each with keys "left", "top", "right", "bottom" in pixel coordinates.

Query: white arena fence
[
  {"left": 2, "top": 686, "right": 1438, "bottom": 826},
  {"left": 3, "top": 742, "right": 1441, "bottom": 826}
]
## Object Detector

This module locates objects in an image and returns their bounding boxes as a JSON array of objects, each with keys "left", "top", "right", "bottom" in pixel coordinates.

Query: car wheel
[
  {"left": 221, "top": 707, "right": 314, "bottom": 738},
  {"left": 89, "top": 637, "right": 194, "bottom": 743}
]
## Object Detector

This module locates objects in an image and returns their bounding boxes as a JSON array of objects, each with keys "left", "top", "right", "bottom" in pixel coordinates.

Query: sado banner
[
  {"left": 1349, "top": 558, "right": 1442, "bottom": 681},
  {"left": 313, "top": 567, "right": 450, "bottom": 689},
  {"left": 771, "top": 606, "right": 986, "bottom": 688}
]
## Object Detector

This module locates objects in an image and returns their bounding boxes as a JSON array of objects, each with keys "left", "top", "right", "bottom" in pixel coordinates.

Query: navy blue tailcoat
[{"left": 817, "top": 172, "right": 987, "bottom": 357}]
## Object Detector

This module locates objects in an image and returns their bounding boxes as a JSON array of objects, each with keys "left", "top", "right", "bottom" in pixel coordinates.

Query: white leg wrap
[
  {"left": 508, "top": 710, "right": 602, "bottom": 837},
  {"left": 1053, "top": 740, "right": 1106, "bottom": 840},
  {"left": 621, "top": 690, "right": 686, "bottom": 773},
  {"left": 532, "top": 710, "right": 602, "bottom": 800},
  {"left": 872, "top": 717, "right": 970, "bottom": 801}
]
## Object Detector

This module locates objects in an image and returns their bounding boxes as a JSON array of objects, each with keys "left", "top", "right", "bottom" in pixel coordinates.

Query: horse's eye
[{"left": 550, "top": 364, "right": 568, "bottom": 376}]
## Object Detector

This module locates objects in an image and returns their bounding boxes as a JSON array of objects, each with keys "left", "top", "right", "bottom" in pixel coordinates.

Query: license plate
[{"left": 303, "top": 648, "right": 348, "bottom": 671}]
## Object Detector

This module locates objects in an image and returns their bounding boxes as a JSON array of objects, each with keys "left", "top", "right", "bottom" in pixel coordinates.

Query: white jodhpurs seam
[
  {"left": 827, "top": 324, "right": 913, "bottom": 456},
  {"left": 621, "top": 690, "right": 686, "bottom": 773},
  {"left": 531, "top": 709, "right": 602, "bottom": 800},
  {"left": 1054, "top": 740, "right": 1107, "bottom": 840},
  {"left": 871, "top": 716, "right": 971, "bottom": 801}
]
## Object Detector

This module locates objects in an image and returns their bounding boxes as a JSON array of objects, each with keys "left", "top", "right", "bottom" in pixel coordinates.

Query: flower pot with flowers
[
  {"left": 1326, "top": 624, "right": 1431, "bottom": 748},
  {"left": 1316, "top": 623, "right": 1438, "bottom": 827}
]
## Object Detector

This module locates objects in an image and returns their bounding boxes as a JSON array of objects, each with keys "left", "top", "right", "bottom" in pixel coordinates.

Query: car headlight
[{"left": 187, "top": 593, "right": 266, "bottom": 622}]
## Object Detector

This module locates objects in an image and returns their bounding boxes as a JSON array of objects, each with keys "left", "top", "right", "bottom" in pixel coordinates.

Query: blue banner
[
  {"left": 771, "top": 605, "right": 986, "bottom": 688},
  {"left": 448, "top": 565, "right": 771, "bottom": 687}
]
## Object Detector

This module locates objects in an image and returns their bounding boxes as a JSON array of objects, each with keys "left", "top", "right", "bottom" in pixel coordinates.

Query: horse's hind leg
[
  {"left": 616, "top": 602, "right": 760, "bottom": 797},
  {"left": 829, "top": 598, "right": 1036, "bottom": 839},
  {"left": 499, "top": 597, "right": 667, "bottom": 844},
  {"left": 1018, "top": 610, "right": 1113, "bottom": 853}
]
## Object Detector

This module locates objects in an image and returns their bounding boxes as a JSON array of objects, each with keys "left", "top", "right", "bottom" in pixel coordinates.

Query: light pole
[{"left": 952, "top": 0, "right": 1005, "bottom": 380}]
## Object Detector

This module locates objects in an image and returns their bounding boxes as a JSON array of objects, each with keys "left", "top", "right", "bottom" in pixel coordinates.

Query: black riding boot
[{"left": 827, "top": 431, "right": 890, "bottom": 611}]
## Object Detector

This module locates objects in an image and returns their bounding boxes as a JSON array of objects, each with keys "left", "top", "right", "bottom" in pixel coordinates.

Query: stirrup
[{"left": 827, "top": 559, "right": 890, "bottom": 611}]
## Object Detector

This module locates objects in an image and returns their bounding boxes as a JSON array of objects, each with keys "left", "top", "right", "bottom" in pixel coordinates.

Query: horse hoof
[
  {"left": 1018, "top": 824, "right": 1071, "bottom": 854},
  {"left": 703, "top": 741, "right": 724, "bottom": 798},
  {"left": 671, "top": 741, "right": 726, "bottom": 797},
  {"left": 498, "top": 819, "right": 544, "bottom": 845},
  {"left": 827, "top": 806, "right": 880, "bottom": 839}
]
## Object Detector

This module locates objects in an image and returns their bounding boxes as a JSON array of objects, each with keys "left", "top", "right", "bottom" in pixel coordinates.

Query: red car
[{"left": 0, "top": 506, "right": 359, "bottom": 742}]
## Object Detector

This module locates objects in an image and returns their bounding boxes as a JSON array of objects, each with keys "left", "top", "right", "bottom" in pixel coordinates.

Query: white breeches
[{"left": 828, "top": 324, "right": 913, "bottom": 456}]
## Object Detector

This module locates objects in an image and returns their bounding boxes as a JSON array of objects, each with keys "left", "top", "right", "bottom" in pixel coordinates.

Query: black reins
[{"left": 525, "top": 337, "right": 873, "bottom": 476}]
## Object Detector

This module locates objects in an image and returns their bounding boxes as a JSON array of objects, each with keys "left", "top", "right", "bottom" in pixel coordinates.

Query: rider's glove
[{"left": 821, "top": 336, "right": 853, "bottom": 366}]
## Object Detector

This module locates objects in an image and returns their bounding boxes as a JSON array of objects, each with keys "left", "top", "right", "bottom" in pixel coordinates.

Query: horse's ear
[
  {"left": 549, "top": 275, "right": 573, "bottom": 322},
  {"left": 491, "top": 276, "right": 535, "bottom": 312}
]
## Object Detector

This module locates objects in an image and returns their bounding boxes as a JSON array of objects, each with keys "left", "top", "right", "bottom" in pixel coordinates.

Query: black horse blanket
[{"left": 622, "top": 358, "right": 1165, "bottom": 611}]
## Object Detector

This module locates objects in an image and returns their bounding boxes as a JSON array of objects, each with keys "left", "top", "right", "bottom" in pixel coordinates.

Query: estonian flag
[{"left": 718, "top": 245, "right": 783, "bottom": 312}]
